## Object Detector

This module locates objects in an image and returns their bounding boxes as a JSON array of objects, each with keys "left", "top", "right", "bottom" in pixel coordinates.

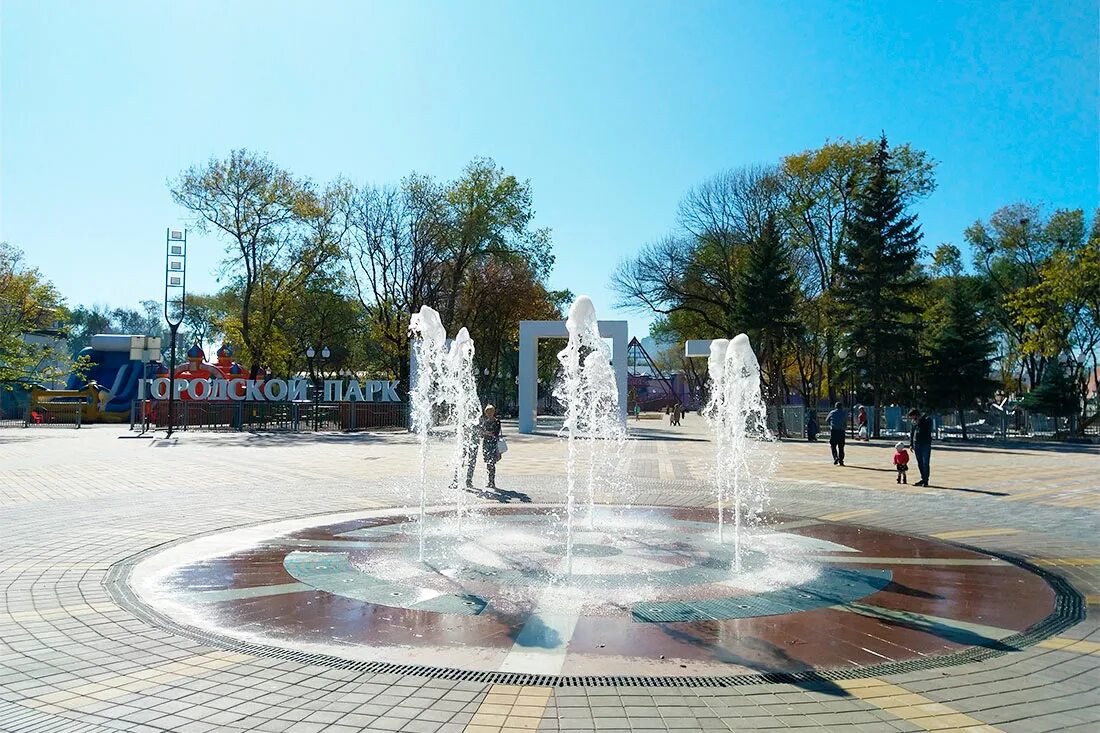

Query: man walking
[
  {"left": 826, "top": 402, "right": 847, "bottom": 466},
  {"left": 908, "top": 408, "right": 933, "bottom": 486}
]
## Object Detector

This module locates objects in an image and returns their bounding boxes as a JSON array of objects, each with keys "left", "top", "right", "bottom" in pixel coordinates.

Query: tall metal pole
[{"left": 164, "top": 228, "right": 187, "bottom": 438}]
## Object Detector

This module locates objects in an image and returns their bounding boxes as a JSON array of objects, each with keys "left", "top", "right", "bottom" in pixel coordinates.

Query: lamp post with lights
[
  {"left": 306, "top": 346, "right": 331, "bottom": 431},
  {"left": 163, "top": 228, "right": 187, "bottom": 437}
]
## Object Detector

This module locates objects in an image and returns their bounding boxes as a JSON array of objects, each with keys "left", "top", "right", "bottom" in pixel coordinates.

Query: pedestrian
[
  {"left": 806, "top": 410, "right": 819, "bottom": 442},
  {"left": 826, "top": 401, "right": 847, "bottom": 466},
  {"left": 857, "top": 406, "right": 869, "bottom": 441},
  {"left": 672, "top": 403, "right": 682, "bottom": 426},
  {"left": 634, "top": 403, "right": 641, "bottom": 420},
  {"left": 908, "top": 408, "right": 933, "bottom": 486},
  {"left": 466, "top": 404, "right": 502, "bottom": 490},
  {"left": 892, "top": 441, "right": 909, "bottom": 484}
]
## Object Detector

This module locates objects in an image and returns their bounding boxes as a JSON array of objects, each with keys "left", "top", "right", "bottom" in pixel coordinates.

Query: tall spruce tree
[
  {"left": 834, "top": 135, "right": 924, "bottom": 437},
  {"left": 922, "top": 272, "right": 998, "bottom": 439},
  {"left": 734, "top": 214, "right": 799, "bottom": 416}
]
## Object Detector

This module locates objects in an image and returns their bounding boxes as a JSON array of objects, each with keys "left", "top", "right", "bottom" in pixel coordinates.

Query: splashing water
[
  {"left": 704, "top": 333, "right": 775, "bottom": 570},
  {"left": 705, "top": 339, "right": 731, "bottom": 545},
  {"left": 444, "top": 327, "right": 480, "bottom": 532},
  {"left": 408, "top": 306, "right": 481, "bottom": 560},
  {"left": 554, "top": 296, "right": 627, "bottom": 575}
]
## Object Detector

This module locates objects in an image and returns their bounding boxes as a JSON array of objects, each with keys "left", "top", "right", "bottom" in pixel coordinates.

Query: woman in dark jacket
[{"left": 466, "top": 404, "right": 502, "bottom": 489}]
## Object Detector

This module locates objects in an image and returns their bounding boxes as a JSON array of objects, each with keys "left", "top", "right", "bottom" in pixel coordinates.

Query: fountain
[
  {"left": 554, "top": 296, "right": 627, "bottom": 575},
  {"left": 704, "top": 332, "right": 775, "bottom": 569},
  {"left": 408, "top": 306, "right": 481, "bottom": 559},
  {"left": 444, "top": 327, "right": 480, "bottom": 529},
  {"left": 124, "top": 299, "right": 1067, "bottom": 683}
]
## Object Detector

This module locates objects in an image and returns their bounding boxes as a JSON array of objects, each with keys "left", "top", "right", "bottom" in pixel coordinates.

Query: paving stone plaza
[{"left": 1, "top": 420, "right": 1098, "bottom": 732}]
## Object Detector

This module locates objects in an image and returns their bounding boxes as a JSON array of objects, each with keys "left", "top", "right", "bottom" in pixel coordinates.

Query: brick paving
[{"left": 0, "top": 422, "right": 1097, "bottom": 732}]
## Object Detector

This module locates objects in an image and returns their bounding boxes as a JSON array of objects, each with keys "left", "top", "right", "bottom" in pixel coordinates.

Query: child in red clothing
[{"left": 893, "top": 441, "right": 909, "bottom": 484}]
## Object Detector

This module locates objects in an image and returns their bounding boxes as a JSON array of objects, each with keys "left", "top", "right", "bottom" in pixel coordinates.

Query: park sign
[{"left": 145, "top": 377, "right": 402, "bottom": 402}]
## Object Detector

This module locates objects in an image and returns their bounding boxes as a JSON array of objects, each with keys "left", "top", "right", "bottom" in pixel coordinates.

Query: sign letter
[
  {"left": 323, "top": 380, "right": 343, "bottom": 401},
  {"left": 244, "top": 380, "right": 264, "bottom": 401},
  {"left": 263, "top": 379, "right": 288, "bottom": 401},
  {"left": 380, "top": 380, "right": 400, "bottom": 402},
  {"left": 289, "top": 378, "right": 309, "bottom": 401},
  {"left": 344, "top": 380, "right": 364, "bottom": 401}
]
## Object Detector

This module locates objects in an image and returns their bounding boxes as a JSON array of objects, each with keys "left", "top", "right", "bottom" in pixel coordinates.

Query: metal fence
[
  {"left": 133, "top": 400, "right": 408, "bottom": 433},
  {"left": 0, "top": 403, "right": 83, "bottom": 428},
  {"left": 769, "top": 404, "right": 1098, "bottom": 441}
]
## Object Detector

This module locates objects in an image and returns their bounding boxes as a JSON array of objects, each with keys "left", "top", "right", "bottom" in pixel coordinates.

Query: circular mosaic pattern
[{"left": 118, "top": 504, "right": 1063, "bottom": 679}]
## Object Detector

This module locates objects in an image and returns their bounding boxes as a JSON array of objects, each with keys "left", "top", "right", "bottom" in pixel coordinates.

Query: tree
[
  {"left": 66, "top": 301, "right": 168, "bottom": 359},
  {"left": 612, "top": 166, "right": 783, "bottom": 338},
  {"left": 1004, "top": 209, "right": 1100, "bottom": 431},
  {"left": 66, "top": 304, "right": 114, "bottom": 355},
  {"left": 181, "top": 294, "right": 227, "bottom": 351},
  {"left": 966, "top": 204, "right": 1081, "bottom": 389},
  {"left": 921, "top": 246, "right": 998, "bottom": 438},
  {"left": 439, "top": 158, "right": 552, "bottom": 328},
  {"left": 456, "top": 257, "right": 569, "bottom": 401},
  {"left": 1020, "top": 360, "right": 1080, "bottom": 432},
  {"left": 277, "top": 271, "right": 367, "bottom": 381},
  {"left": 780, "top": 138, "right": 935, "bottom": 402},
  {"left": 0, "top": 243, "right": 68, "bottom": 387},
  {"left": 170, "top": 149, "right": 343, "bottom": 376},
  {"left": 833, "top": 136, "right": 924, "bottom": 437},
  {"left": 341, "top": 159, "right": 554, "bottom": 388},
  {"left": 342, "top": 177, "right": 448, "bottom": 385},
  {"left": 733, "top": 214, "right": 799, "bottom": 412}
]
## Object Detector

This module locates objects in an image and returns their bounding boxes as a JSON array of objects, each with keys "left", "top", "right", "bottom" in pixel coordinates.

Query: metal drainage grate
[{"left": 103, "top": 531, "right": 1086, "bottom": 688}]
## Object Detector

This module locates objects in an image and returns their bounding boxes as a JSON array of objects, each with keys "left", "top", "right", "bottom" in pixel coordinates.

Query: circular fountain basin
[{"left": 113, "top": 505, "right": 1065, "bottom": 680}]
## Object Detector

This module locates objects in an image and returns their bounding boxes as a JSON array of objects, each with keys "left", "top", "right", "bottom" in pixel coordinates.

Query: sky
[{"left": 2, "top": 0, "right": 1097, "bottom": 339}]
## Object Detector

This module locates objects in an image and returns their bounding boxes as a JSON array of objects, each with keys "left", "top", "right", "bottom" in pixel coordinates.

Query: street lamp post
[
  {"left": 163, "top": 228, "right": 187, "bottom": 438},
  {"left": 306, "top": 346, "right": 330, "bottom": 431}
]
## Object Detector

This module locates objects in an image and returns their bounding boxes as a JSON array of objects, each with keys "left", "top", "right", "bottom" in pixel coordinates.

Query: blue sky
[{"left": 2, "top": 0, "right": 1096, "bottom": 339}]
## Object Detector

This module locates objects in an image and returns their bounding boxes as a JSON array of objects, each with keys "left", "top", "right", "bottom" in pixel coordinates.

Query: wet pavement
[{"left": 122, "top": 505, "right": 1061, "bottom": 680}]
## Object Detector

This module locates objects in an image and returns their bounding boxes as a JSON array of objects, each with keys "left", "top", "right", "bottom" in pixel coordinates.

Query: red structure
[{"left": 165, "top": 342, "right": 265, "bottom": 400}]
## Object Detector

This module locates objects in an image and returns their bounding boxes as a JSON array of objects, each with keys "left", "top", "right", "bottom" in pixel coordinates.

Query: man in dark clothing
[
  {"left": 825, "top": 402, "right": 847, "bottom": 465},
  {"left": 908, "top": 408, "right": 933, "bottom": 486}
]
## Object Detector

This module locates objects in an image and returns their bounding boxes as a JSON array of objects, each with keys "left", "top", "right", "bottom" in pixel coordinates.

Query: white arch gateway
[{"left": 517, "top": 319, "right": 629, "bottom": 433}]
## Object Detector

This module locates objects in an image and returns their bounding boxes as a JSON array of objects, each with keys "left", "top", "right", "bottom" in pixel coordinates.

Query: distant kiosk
[{"left": 517, "top": 320, "right": 628, "bottom": 433}]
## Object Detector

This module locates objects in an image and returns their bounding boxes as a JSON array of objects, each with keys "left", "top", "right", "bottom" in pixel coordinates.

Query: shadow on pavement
[
  {"left": 654, "top": 624, "right": 854, "bottom": 697},
  {"left": 925, "top": 484, "right": 1009, "bottom": 497},
  {"left": 465, "top": 487, "right": 533, "bottom": 503}
]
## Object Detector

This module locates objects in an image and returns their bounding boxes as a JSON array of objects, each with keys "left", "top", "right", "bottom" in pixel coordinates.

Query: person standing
[
  {"left": 892, "top": 441, "right": 910, "bottom": 484},
  {"left": 908, "top": 408, "right": 933, "bottom": 486},
  {"left": 826, "top": 402, "right": 847, "bottom": 466},
  {"left": 857, "top": 406, "right": 869, "bottom": 440},
  {"left": 466, "top": 404, "right": 502, "bottom": 490},
  {"left": 806, "top": 410, "right": 820, "bottom": 442}
]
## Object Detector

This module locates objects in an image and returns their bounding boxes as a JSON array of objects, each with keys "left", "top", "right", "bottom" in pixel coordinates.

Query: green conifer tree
[
  {"left": 922, "top": 275, "right": 998, "bottom": 439},
  {"left": 834, "top": 135, "right": 923, "bottom": 437},
  {"left": 735, "top": 214, "right": 799, "bottom": 418}
]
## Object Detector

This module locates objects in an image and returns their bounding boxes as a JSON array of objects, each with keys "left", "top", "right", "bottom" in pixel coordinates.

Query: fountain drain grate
[{"left": 104, "top": 540, "right": 1085, "bottom": 689}]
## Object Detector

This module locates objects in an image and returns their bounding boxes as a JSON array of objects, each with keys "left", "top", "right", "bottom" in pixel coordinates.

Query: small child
[{"left": 893, "top": 441, "right": 909, "bottom": 484}]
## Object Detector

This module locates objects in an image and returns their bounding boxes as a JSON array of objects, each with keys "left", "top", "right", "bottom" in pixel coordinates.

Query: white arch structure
[{"left": 517, "top": 319, "right": 629, "bottom": 434}]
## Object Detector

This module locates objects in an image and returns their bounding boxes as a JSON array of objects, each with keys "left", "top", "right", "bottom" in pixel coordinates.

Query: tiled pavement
[{"left": 0, "top": 423, "right": 1097, "bottom": 732}]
